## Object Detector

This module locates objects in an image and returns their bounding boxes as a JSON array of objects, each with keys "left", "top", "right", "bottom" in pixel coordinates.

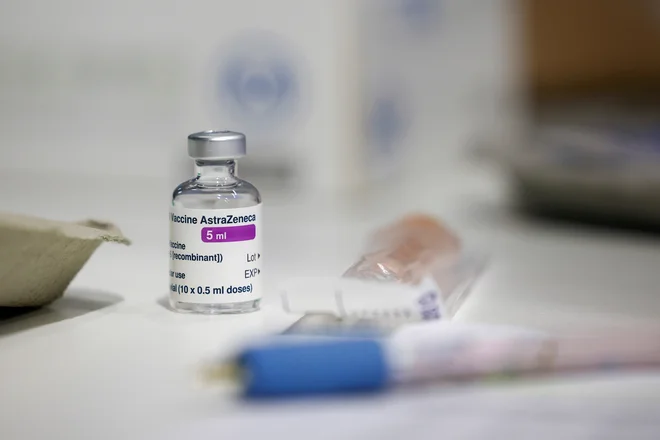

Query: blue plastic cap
[{"left": 238, "top": 337, "right": 390, "bottom": 397}]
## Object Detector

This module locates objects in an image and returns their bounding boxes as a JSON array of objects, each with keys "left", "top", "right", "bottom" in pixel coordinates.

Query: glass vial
[{"left": 169, "top": 130, "right": 262, "bottom": 314}]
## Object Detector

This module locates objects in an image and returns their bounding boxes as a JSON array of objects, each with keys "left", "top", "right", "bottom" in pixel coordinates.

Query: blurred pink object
[{"left": 343, "top": 214, "right": 483, "bottom": 317}]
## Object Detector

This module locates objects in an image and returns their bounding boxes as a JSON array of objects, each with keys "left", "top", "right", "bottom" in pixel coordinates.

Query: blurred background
[
  {"left": 1, "top": 0, "right": 660, "bottom": 290},
  {"left": 1, "top": 0, "right": 659, "bottom": 222},
  {"left": 0, "top": 0, "right": 660, "bottom": 262},
  {"left": 0, "top": 0, "right": 517, "bottom": 193}
]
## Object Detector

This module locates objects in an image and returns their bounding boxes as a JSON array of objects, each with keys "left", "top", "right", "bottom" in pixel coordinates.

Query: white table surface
[{"left": 2, "top": 162, "right": 660, "bottom": 440}]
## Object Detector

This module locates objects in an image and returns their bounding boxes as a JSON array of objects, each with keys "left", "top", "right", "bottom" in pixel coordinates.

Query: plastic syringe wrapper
[
  {"left": 280, "top": 214, "right": 486, "bottom": 328},
  {"left": 343, "top": 213, "right": 485, "bottom": 318}
]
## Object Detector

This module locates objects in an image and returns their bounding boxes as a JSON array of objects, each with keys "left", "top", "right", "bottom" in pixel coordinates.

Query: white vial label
[{"left": 169, "top": 204, "right": 262, "bottom": 304}]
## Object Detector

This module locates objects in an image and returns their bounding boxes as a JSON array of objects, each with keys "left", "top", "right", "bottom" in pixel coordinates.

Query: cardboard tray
[{"left": 0, "top": 212, "right": 130, "bottom": 307}]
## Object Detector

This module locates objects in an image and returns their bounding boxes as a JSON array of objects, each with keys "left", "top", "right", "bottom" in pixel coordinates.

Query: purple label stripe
[{"left": 201, "top": 225, "right": 256, "bottom": 243}]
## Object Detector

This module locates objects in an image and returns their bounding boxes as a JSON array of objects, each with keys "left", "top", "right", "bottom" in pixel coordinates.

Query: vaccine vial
[{"left": 169, "top": 130, "right": 262, "bottom": 314}]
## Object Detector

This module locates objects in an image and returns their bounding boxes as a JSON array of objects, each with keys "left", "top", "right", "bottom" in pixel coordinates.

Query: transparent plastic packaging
[
  {"left": 280, "top": 214, "right": 486, "bottom": 333},
  {"left": 342, "top": 214, "right": 485, "bottom": 318}
]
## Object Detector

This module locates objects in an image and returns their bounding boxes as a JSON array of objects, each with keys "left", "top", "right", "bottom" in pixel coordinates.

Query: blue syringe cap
[{"left": 237, "top": 337, "right": 389, "bottom": 397}]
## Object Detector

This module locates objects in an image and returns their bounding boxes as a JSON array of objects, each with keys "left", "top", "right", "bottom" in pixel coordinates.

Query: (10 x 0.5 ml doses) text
[{"left": 169, "top": 130, "right": 262, "bottom": 314}]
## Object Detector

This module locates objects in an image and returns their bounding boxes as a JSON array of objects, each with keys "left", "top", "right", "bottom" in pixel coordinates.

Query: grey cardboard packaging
[{"left": 0, "top": 212, "right": 130, "bottom": 307}]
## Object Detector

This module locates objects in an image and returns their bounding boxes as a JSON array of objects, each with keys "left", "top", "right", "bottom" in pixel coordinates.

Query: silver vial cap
[{"left": 187, "top": 130, "right": 246, "bottom": 160}]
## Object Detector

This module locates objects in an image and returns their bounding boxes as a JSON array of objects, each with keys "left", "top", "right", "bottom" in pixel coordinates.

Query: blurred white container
[{"left": 0, "top": 0, "right": 515, "bottom": 194}]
